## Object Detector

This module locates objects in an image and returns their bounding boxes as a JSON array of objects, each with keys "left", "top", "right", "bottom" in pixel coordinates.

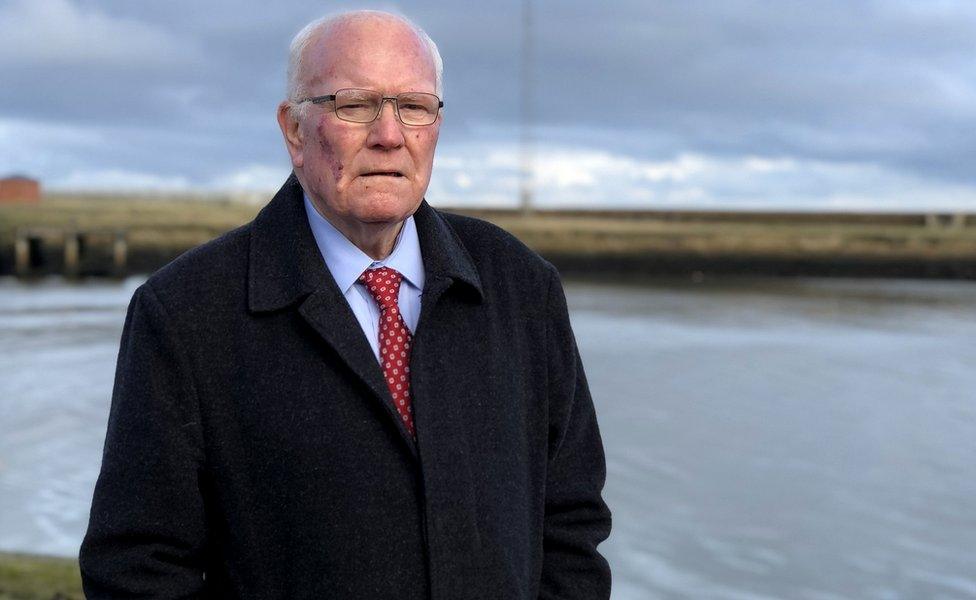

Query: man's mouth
[{"left": 361, "top": 171, "right": 405, "bottom": 178}]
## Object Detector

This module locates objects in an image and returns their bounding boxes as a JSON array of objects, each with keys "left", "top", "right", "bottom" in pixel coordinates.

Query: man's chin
[{"left": 353, "top": 195, "right": 423, "bottom": 225}]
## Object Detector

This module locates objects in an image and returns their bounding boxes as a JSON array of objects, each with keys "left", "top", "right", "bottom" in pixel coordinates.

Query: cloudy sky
[{"left": 2, "top": 0, "right": 975, "bottom": 210}]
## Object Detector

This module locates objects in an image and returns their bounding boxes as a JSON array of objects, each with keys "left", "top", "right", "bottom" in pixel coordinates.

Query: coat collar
[{"left": 248, "top": 174, "right": 483, "bottom": 313}]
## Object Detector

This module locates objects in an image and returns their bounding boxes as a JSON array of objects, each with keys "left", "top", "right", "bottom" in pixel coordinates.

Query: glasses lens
[
  {"left": 396, "top": 92, "right": 441, "bottom": 125},
  {"left": 331, "top": 89, "right": 441, "bottom": 125},
  {"left": 334, "top": 89, "right": 382, "bottom": 123}
]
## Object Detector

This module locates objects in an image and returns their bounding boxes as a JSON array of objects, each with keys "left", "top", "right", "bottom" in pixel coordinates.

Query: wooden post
[
  {"left": 113, "top": 230, "right": 128, "bottom": 276},
  {"left": 64, "top": 231, "right": 80, "bottom": 278},
  {"left": 15, "top": 229, "right": 30, "bottom": 276}
]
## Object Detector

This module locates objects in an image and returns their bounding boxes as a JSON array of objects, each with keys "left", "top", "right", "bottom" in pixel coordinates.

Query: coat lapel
[
  {"left": 247, "top": 175, "right": 418, "bottom": 456},
  {"left": 411, "top": 200, "right": 484, "bottom": 313},
  {"left": 408, "top": 200, "right": 485, "bottom": 454}
]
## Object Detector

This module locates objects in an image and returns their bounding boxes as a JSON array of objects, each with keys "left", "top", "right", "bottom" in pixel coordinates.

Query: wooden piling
[
  {"left": 113, "top": 230, "right": 128, "bottom": 276},
  {"left": 64, "top": 231, "right": 80, "bottom": 278},
  {"left": 14, "top": 229, "right": 30, "bottom": 276}
]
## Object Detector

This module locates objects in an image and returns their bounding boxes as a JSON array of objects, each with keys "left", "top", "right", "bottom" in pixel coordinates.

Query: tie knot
[{"left": 359, "top": 267, "right": 404, "bottom": 311}]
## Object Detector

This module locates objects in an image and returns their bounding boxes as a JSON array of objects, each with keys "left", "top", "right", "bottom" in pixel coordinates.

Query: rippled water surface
[{"left": 1, "top": 276, "right": 975, "bottom": 599}]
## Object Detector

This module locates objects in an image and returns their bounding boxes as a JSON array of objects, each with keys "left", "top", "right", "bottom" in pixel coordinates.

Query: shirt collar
[{"left": 303, "top": 193, "right": 425, "bottom": 294}]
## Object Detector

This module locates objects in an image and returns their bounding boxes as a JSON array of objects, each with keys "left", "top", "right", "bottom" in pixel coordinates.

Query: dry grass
[
  {"left": 2, "top": 194, "right": 974, "bottom": 263},
  {"left": 482, "top": 213, "right": 976, "bottom": 260},
  {"left": 0, "top": 195, "right": 257, "bottom": 233},
  {"left": 0, "top": 196, "right": 259, "bottom": 259},
  {"left": 0, "top": 553, "right": 82, "bottom": 600}
]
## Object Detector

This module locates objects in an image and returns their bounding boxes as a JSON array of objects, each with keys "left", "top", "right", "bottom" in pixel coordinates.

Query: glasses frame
[{"left": 300, "top": 88, "right": 444, "bottom": 126}]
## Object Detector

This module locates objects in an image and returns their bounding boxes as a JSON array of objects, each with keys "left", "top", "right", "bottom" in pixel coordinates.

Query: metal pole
[{"left": 519, "top": 0, "right": 534, "bottom": 214}]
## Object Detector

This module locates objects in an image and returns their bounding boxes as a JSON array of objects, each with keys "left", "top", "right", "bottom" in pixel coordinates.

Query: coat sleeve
[
  {"left": 538, "top": 267, "right": 613, "bottom": 600},
  {"left": 79, "top": 283, "right": 208, "bottom": 597}
]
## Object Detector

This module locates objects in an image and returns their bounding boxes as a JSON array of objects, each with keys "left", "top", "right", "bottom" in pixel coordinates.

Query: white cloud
[
  {"left": 742, "top": 157, "right": 798, "bottom": 174},
  {"left": 427, "top": 141, "right": 976, "bottom": 211},
  {"left": 53, "top": 169, "right": 192, "bottom": 191},
  {"left": 454, "top": 173, "right": 472, "bottom": 189},
  {"left": 0, "top": 0, "right": 200, "bottom": 68},
  {"left": 0, "top": 118, "right": 106, "bottom": 177},
  {"left": 10, "top": 110, "right": 976, "bottom": 212},
  {"left": 0, "top": 117, "right": 104, "bottom": 146},
  {"left": 208, "top": 164, "right": 290, "bottom": 192}
]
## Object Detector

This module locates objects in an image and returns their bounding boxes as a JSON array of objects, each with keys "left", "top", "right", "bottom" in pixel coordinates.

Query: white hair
[{"left": 286, "top": 10, "right": 443, "bottom": 118}]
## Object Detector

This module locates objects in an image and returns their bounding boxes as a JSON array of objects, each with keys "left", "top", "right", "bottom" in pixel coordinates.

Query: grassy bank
[
  {"left": 0, "top": 195, "right": 258, "bottom": 276},
  {"left": 0, "top": 553, "right": 82, "bottom": 600},
  {"left": 2, "top": 194, "right": 975, "bottom": 279},
  {"left": 0, "top": 194, "right": 258, "bottom": 254}
]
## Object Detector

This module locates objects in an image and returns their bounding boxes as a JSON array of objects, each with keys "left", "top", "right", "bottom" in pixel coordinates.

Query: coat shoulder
[
  {"left": 140, "top": 221, "right": 252, "bottom": 318},
  {"left": 437, "top": 210, "right": 557, "bottom": 281}
]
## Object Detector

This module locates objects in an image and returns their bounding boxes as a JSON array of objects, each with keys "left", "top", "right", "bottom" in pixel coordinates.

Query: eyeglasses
[{"left": 299, "top": 88, "right": 443, "bottom": 126}]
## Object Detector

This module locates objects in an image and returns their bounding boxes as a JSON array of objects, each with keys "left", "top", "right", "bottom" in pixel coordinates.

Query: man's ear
[{"left": 277, "top": 101, "right": 304, "bottom": 169}]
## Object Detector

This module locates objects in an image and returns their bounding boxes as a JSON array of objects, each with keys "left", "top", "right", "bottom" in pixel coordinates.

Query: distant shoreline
[{"left": 2, "top": 195, "right": 974, "bottom": 280}]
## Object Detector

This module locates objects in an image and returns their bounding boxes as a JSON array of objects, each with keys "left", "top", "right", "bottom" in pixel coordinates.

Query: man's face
[{"left": 280, "top": 18, "right": 441, "bottom": 232}]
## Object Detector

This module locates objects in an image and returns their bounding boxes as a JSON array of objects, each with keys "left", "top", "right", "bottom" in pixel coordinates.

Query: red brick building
[{"left": 0, "top": 175, "right": 41, "bottom": 203}]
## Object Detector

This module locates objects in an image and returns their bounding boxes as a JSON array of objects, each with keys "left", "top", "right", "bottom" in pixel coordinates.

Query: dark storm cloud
[
  {"left": 520, "top": 1, "right": 976, "bottom": 181},
  {"left": 1, "top": 0, "right": 974, "bottom": 197}
]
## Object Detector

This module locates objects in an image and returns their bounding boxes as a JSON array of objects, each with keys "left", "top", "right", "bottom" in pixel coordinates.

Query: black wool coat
[{"left": 80, "top": 175, "right": 612, "bottom": 599}]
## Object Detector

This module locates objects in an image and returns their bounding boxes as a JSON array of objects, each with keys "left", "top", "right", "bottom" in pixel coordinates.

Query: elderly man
[{"left": 80, "top": 10, "right": 611, "bottom": 599}]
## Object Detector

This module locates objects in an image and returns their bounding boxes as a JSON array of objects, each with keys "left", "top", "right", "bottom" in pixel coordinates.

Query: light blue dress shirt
[{"left": 303, "top": 194, "right": 425, "bottom": 363}]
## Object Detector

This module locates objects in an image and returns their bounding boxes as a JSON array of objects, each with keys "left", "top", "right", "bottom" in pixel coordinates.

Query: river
[{"left": 1, "top": 275, "right": 975, "bottom": 599}]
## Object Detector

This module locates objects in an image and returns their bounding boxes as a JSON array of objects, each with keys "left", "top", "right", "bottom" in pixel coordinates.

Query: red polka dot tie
[{"left": 359, "top": 267, "right": 415, "bottom": 438}]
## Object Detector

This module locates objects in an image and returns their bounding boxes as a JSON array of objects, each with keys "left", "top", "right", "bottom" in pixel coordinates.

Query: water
[{"left": 1, "top": 275, "right": 975, "bottom": 599}]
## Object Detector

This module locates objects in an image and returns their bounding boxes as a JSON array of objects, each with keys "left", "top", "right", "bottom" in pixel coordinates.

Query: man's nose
[{"left": 366, "top": 99, "right": 405, "bottom": 149}]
